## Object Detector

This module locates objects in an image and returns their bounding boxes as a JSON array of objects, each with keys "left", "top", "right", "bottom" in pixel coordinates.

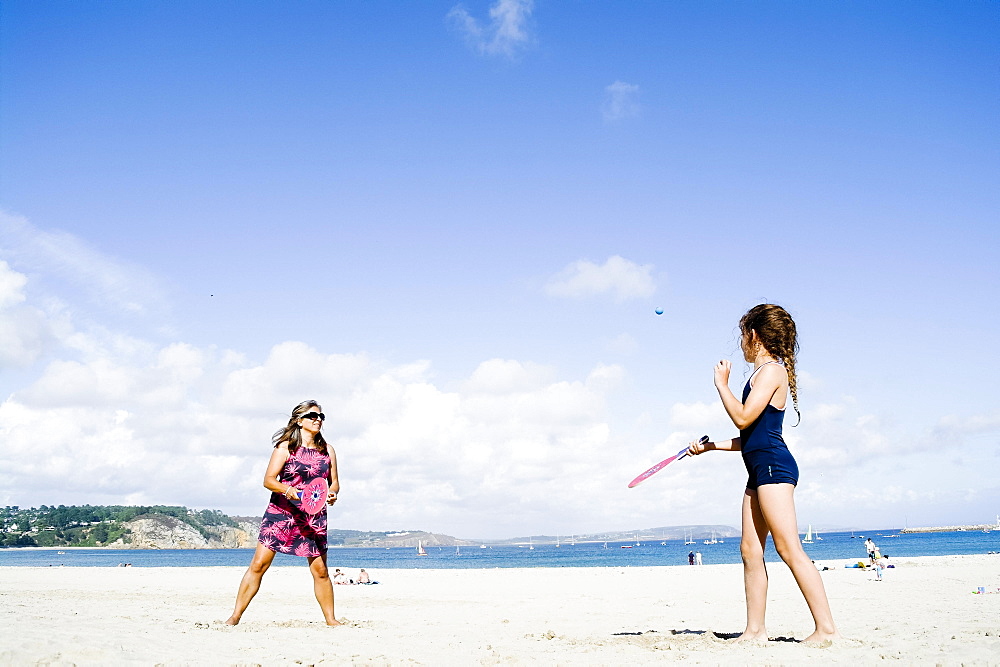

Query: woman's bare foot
[
  {"left": 326, "top": 618, "right": 343, "bottom": 627},
  {"left": 802, "top": 629, "right": 842, "bottom": 643},
  {"left": 224, "top": 616, "right": 240, "bottom": 626},
  {"left": 731, "top": 630, "right": 768, "bottom": 642}
]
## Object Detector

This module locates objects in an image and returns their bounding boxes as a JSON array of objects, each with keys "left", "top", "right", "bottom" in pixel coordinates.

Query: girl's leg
[
  {"left": 756, "top": 483, "right": 841, "bottom": 642},
  {"left": 307, "top": 552, "right": 341, "bottom": 626},
  {"left": 737, "top": 488, "right": 771, "bottom": 641},
  {"left": 226, "top": 543, "right": 277, "bottom": 625}
]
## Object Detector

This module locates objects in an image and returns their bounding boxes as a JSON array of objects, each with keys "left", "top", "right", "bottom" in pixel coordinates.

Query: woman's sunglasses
[{"left": 301, "top": 412, "right": 325, "bottom": 421}]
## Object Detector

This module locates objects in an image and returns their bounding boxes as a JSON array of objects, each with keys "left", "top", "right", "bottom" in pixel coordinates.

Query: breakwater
[{"left": 900, "top": 524, "right": 996, "bottom": 533}]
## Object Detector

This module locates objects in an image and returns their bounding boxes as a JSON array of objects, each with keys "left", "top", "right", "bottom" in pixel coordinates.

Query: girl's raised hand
[{"left": 714, "top": 359, "right": 732, "bottom": 388}]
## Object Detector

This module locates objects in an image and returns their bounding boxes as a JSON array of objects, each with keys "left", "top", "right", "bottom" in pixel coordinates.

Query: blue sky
[{"left": 1, "top": 1, "right": 997, "bottom": 538}]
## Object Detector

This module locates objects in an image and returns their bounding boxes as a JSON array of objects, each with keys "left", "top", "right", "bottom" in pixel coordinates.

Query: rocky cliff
[{"left": 108, "top": 515, "right": 260, "bottom": 549}]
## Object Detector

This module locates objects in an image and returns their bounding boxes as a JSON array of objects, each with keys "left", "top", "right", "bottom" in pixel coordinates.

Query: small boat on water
[
  {"left": 417, "top": 541, "right": 427, "bottom": 556},
  {"left": 803, "top": 525, "right": 814, "bottom": 543}
]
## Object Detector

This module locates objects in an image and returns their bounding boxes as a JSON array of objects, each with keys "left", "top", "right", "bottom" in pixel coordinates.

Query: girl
[
  {"left": 226, "top": 400, "right": 341, "bottom": 626},
  {"left": 687, "top": 304, "right": 840, "bottom": 643}
]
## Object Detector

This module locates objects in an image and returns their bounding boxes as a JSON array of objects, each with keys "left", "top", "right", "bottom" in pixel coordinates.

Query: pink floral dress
[{"left": 257, "top": 446, "right": 330, "bottom": 557}]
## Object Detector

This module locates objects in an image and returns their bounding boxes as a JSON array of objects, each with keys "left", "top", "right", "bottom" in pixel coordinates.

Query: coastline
[{"left": 2, "top": 554, "right": 998, "bottom": 664}]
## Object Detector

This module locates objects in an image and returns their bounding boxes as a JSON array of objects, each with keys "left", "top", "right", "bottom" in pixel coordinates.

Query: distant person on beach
[
  {"left": 686, "top": 304, "right": 841, "bottom": 643},
  {"left": 696, "top": 551, "right": 703, "bottom": 566},
  {"left": 688, "top": 551, "right": 695, "bottom": 565},
  {"left": 865, "top": 538, "right": 876, "bottom": 563},
  {"left": 358, "top": 569, "right": 371, "bottom": 584},
  {"left": 226, "top": 400, "right": 341, "bottom": 626}
]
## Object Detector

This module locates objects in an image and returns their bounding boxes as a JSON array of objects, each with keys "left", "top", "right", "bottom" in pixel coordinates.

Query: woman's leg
[
  {"left": 225, "top": 543, "right": 277, "bottom": 625},
  {"left": 737, "top": 488, "right": 771, "bottom": 641},
  {"left": 756, "top": 483, "right": 841, "bottom": 642},
  {"left": 307, "top": 552, "right": 341, "bottom": 626}
]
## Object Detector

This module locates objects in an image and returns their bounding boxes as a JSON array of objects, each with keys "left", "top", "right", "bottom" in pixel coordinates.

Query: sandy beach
[{"left": 1, "top": 554, "right": 998, "bottom": 665}]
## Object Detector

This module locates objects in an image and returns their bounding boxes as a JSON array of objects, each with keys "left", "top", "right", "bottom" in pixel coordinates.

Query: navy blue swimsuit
[{"left": 740, "top": 362, "right": 798, "bottom": 490}]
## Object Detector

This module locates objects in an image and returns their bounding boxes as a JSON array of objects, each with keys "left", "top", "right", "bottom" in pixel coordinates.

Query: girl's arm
[
  {"left": 688, "top": 436, "right": 741, "bottom": 456},
  {"left": 327, "top": 448, "right": 340, "bottom": 503},
  {"left": 715, "top": 360, "right": 784, "bottom": 430},
  {"left": 262, "top": 442, "right": 296, "bottom": 499}
]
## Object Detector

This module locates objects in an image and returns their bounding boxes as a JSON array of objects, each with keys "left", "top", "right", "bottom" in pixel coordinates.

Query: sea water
[{"left": 1, "top": 530, "right": 998, "bottom": 568}]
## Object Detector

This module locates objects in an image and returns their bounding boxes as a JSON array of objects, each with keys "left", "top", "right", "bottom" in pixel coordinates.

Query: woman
[
  {"left": 687, "top": 304, "right": 840, "bottom": 642},
  {"left": 226, "top": 400, "right": 341, "bottom": 626}
]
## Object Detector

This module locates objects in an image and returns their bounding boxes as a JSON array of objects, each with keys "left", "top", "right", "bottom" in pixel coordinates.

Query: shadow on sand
[{"left": 613, "top": 629, "right": 801, "bottom": 643}]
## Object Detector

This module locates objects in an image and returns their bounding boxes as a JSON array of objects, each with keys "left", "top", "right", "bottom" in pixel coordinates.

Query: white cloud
[
  {"left": 3, "top": 214, "right": 996, "bottom": 536},
  {"left": 545, "top": 255, "right": 656, "bottom": 302},
  {"left": 602, "top": 81, "right": 641, "bottom": 122},
  {"left": 0, "top": 261, "right": 55, "bottom": 368},
  {"left": 2, "top": 258, "right": 996, "bottom": 534},
  {"left": 0, "top": 260, "right": 27, "bottom": 308},
  {"left": 0, "top": 265, "right": 634, "bottom": 535},
  {"left": 464, "top": 358, "right": 554, "bottom": 394},
  {"left": 0, "top": 210, "right": 166, "bottom": 320},
  {"left": 447, "top": 0, "right": 534, "bottom": 59},
  {"left": 0, "top": 340, "right": 627, "bottom": 536}
]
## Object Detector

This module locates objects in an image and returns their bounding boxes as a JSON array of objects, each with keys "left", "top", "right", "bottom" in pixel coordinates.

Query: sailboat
[
  {"left": 684, "top": 529, "right": 695, "bottom": 545},
  {"left": 703, "top": 530, "right": 718, "bottom": 545},
  {"left": 417, "top": 541, "right": 428, "bottom": 555},
  {"left": 528, "top": 537, "right": 534, "bottom": 550},
  {"left": 803, "top": 525, "right": 814, "bottom": 543},
  {"left": 455, "top": 546, "right": 460, "bottom": 555}
]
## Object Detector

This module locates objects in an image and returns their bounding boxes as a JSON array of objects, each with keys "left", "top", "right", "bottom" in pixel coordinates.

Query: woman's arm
[
  {"left": 262, "top": 442, "right": 296, "bottom": 499},
  {"left": 715, "top": 360, "right": 785, "bottom": 430},
  {"left": 327, "top": 448, "right": 340, "bottom": 504}
]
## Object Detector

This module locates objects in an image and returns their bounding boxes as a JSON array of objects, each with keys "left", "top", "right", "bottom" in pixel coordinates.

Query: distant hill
[
  {"left": 0, "top": 505, "right": 478, "bottom": 550},
  {"left": 1, "top": 505, "right": 736, "bottom": 550},
  {"left": 486, "top": 525, "right": 740, "bottom": 545},
  {"left": 0, "top": 505, "right": 256, "bottom": 549}
]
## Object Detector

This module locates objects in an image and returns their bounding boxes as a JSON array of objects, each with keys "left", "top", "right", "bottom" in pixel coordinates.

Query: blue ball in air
[{"left": 655, "top": 308, "right": 664, "bottom": 315}]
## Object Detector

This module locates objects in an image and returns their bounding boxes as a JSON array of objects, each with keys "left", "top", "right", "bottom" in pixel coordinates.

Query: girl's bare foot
[
  {"left": 224, "top": 616, "right": 240, "bottom": 626},
  {"left": 732, "top": 631, "right": 768, "bottom": 642},
  {"left": 803, "top": 630, "right": 842, "bottom": 643},
  {"left": 326, "top": 618, "right": 343, "bottom": 627}
]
